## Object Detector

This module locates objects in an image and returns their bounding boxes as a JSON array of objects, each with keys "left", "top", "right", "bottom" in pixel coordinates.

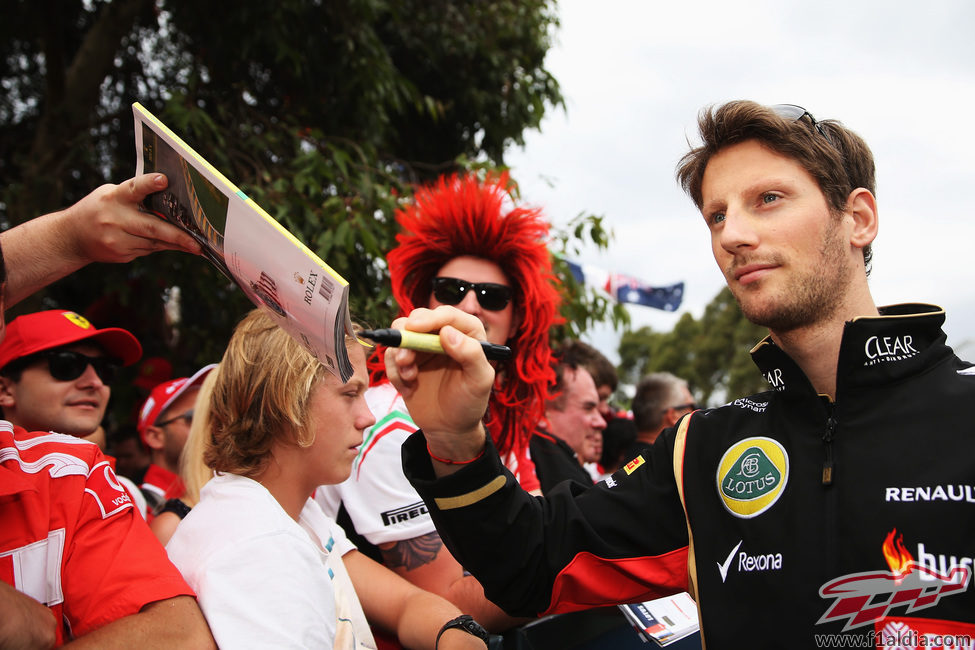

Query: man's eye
[
  {"left": 710, "top": 212, "right": 726, "bottom": 225},
  {"left": 762, "top": 193, "right": 778, "bottom": 204}
]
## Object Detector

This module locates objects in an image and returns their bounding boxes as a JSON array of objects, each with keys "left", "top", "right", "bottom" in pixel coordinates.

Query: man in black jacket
[
  {"left": 529, "top": 354, "right": 604, "bottom": 493},
  {"left": 387, "top": 101, "right": 975, "bottom": 648}
]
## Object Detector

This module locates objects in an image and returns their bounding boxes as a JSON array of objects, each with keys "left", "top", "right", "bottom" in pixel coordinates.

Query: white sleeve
[
  {"left": 324, "top": 385, "right": 438, "bottom": 546},
  {"left": 336, "top": 422, "right": 437, "bottom": 545}
]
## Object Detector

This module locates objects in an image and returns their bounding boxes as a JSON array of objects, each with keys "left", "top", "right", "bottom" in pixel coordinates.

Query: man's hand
[
  {"left": 2, "top": 174, "right": 202, "bottom": 307},
  {"left": 385, "top": 307, "right": 494, "bottom": 468},
  {"left": 59, "top": 174, "right": 202, "bottom": 263},
  {"left": 0, "top": 581, "right": 57, "bottom": 649}
]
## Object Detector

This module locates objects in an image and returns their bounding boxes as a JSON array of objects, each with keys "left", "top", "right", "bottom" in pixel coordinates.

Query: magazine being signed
[{"left": 133, "top": 102, "right": 356, "bottom": 382}]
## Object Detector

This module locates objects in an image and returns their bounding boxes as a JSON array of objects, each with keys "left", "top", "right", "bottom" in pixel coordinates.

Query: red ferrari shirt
[{"left": 0, "top": 422, "right": 195, "bottom": 645}]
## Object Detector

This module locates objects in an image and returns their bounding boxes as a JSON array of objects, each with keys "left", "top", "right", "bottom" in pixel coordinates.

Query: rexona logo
[
  {"left": 817, "top": 529, "right": 970, "bottom": 631},
  {"left": 716, "top": 437, "right": 789, "bottom": 518},
  {"left": 716, "top": 539, "right": 783, "bottom": 583}
]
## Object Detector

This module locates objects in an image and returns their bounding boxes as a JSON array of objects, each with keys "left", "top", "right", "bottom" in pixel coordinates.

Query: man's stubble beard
[{"left": 732, "top": 216, "right": 854, "bottom": 333}]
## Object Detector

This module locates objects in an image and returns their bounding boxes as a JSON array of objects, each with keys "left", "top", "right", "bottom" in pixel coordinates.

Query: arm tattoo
[{"left": 380, "top": 531, "right": 444, "bottom": 571}]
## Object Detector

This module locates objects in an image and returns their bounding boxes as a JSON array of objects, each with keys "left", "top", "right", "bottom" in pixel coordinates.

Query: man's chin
[{"left": 64, "top": 420, "right": 104, "bottom": 438}]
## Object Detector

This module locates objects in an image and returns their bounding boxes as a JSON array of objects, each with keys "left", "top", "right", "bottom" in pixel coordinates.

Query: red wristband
[{"left": 427, "top": 442, "right": 485, "bottom": 465}]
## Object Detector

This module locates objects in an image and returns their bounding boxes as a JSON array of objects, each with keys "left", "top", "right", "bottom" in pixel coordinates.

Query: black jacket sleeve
[{"left": 402, "top": 430, "right": 690, "bottom": 616}]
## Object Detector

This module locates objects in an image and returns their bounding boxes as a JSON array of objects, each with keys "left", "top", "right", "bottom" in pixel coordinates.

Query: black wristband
[{"left": 436, "top": 614, "right": 489, "bottom": 648}]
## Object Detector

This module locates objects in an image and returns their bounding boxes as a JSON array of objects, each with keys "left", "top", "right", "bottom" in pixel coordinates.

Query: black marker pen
[{"left": 359, "top": 328, "right": 512, "bottom": 361}]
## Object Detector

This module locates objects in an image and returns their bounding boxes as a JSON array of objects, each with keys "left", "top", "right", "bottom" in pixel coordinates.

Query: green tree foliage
[
  {"left": 549, "top": 212, "right": 630, "bottom": 341},
  {"left": 618, "top": 287, "right": 770, "bottom": 406},
  {"left": 1, "top": 0, "right": 619, "bottom": 429}
]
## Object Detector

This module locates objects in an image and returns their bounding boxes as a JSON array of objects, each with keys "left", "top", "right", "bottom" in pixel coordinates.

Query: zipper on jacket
[{"left": 822, "top": 413, "right": 837, "bottom": 486}]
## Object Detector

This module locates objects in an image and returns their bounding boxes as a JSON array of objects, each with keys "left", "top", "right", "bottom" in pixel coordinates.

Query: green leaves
[
  {"left": 549, "top": 212, "right": 630, "bottom": 341},
  {"left": 1, "top": 0, "right": 577, "bottom": 430},
  {"left": 617, "top": 287, "right": 769, "bottom": 407}
]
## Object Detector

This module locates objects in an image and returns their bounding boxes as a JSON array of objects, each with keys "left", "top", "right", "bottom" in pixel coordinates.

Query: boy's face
[{"left": 304, "top": 342, "right": 375, "bottom": 485}]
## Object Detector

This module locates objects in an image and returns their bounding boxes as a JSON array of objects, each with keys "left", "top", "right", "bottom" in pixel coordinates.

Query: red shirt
[
  {"left": 141, "top": 463, "right": 184, "bottom": 502},
  {"left": 0, "top": 422, "right": 195, "bottom": 645}
]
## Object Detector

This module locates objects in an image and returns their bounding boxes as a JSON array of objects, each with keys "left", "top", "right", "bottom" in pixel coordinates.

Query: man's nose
[
  {"left": 456, "top": 290, "right": 482, "bottom": 315},
  {"left": 76, "top": 364, "right": 106, "bottom": 389}
]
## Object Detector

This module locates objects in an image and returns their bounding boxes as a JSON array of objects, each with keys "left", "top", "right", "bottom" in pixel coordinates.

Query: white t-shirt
[{"left": 167, "top": 473, "right": 375, "bottom": 649}]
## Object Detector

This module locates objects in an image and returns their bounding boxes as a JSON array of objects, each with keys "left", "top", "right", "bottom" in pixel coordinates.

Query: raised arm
[
  {"left": 1, "top": 174, "right": 201, "bottom": 307},
  {"left": 384, "top": 306, "right": 494, "bottom": 476}
]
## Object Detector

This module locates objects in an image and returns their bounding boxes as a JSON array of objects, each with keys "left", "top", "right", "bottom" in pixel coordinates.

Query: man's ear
[
  {"left": 506, "top": 309, "right": 522, "bottom": 343},
  {"left": 142, "top": 425, "right": 165, "bottom": 451},
  {"left": 846, "top": 188, "right": 879, "bottom": 252},
  {"left": 0, "top": 376, "right": 16, "bottom": 409},
  {"left": 663, "top": 407, "right": 680, "bottom": 428}
]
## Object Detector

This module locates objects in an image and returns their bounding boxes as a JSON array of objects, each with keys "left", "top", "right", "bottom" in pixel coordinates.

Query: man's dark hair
[
  {"left": 545, "top": 351, "right": 580, "bottom": 412},
  {"left": 557, "top": 339, "right": 618, "bottom": 392},
  {"left": 676, "top": 100, "right": 876, "bottom": 273}
]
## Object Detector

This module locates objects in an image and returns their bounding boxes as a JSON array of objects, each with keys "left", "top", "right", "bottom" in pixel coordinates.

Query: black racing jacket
[
  {"left": 529, "top": 429, "right": 595, "bottom": 493},
  {"left": 404, "top": 304, "right": 975, "bottom": 648}
]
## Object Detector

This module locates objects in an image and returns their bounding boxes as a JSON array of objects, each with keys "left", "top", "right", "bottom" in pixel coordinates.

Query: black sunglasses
[
  {"left": 157, "top": 409, "right": 194, "bottom": 428},
  {"left": 431, "top": 277, "right": 513, "bottom": 311},
  {"left": 770, "top": 104, "right": 832, "bottom": 145},
  {"left": 39, "top": 350, "right": 121, "bottom": 384}
]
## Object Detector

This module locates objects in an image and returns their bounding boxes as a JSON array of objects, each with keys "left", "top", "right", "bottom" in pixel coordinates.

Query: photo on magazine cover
[{"left": 139, "top": 123, "right": 233, "bottom": 280}]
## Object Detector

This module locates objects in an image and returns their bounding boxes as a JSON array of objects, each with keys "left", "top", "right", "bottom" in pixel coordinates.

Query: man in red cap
[
  {"left": 0, "top": 174, "right": 215, "bottom": 647},
  {"left": 0, "top": 309, "right": 142, "bottom": 436},
  {"left": 136, "top": 364, "right": 216, "bottom": 510}
]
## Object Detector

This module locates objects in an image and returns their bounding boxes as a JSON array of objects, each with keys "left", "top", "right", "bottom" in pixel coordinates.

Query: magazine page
[
  {"left": 619, "top": 591, "right": 700, "bottom": 646},
  {"left": 132, "top": 102, "right": 355, "bottom": 381}
]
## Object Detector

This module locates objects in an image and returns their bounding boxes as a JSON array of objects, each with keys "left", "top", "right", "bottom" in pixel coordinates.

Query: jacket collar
[{"left": 749, "top": 304, "right": 951, "bottom": 400}]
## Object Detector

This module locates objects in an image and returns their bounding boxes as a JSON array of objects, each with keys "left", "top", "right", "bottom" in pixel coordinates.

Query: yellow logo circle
[
  {"left": 716, "top": 437, "right": 789, "bottom": 518},
  {"left": 62, "top": 312, "right": 93, "bottom": 330}
]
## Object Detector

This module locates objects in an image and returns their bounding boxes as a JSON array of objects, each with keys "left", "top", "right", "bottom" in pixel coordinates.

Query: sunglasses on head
[
  {"left": 770, "top": 104, "right": 833, "bottom": 145},
  {"left": 431, "top": 277, "right": 513, "bottom": 311},
  {"left": 39, "top": 350, "right": 121, "bottom": 384}
]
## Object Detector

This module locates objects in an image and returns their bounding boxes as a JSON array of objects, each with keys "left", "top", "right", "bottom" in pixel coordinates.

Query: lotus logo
[{"left": 716, "top": 437, "right": 789, "bottom": 518}]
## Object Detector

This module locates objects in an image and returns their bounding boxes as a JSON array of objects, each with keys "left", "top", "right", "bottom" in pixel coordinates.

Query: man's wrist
[
  {"left": 436, "top": 615, "right": 489, "bottom": 649},
  {"left": 424, "top": 423, "right": 487, "bottom": 468}
]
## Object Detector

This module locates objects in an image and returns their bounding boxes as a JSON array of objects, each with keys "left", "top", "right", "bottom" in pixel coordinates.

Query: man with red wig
[{"left": 316, "top": 171, "right": 559, "bottom": 631}]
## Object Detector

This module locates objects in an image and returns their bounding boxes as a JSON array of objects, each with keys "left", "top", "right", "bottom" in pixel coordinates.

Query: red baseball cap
[
  {"left": 0, "top": 310, "right": 142, "bottom": 371},
  {"left": 137, "top": 363, "right": 217, "bottom": 440}
]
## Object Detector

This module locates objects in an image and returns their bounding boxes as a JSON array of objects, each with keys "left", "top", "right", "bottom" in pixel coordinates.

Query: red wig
[{"left": 374, "top": 172, "right": 561, "bottom": 457}]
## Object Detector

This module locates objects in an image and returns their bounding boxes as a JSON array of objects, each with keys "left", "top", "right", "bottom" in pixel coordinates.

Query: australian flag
[
  {"left": 563, "top": 259, "right": 684, "bottom": 312},
  {"left": 606, "top": 274, "right": 684, "bottom": 312}
]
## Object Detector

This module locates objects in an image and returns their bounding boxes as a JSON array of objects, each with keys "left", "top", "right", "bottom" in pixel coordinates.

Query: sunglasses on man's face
[
  {"left": 157, "top": 409, "right": 194, "bottom": 428},
  {"left": 431, "top": 277, "right": 513, "bottom": 311},
  {"left": 39, "top": 350, "right": 121, "bottom": 384}
]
